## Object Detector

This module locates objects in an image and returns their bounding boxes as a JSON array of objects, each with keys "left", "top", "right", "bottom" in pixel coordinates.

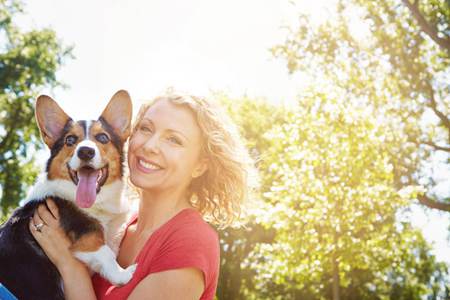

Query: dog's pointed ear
[
  {"left": 35, "top": 95, "right": 72, "bottom": 148},
  {"left": 99, "top": 90, "right": 132, "bottom": 141}
]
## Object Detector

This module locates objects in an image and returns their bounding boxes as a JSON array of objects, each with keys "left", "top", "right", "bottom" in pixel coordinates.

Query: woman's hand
[
  {"left": 29, "top": 198, "right": 77, "bottom": 269},
  {"left": 29, "top": 198, "right": 97, "bottom": 300}
]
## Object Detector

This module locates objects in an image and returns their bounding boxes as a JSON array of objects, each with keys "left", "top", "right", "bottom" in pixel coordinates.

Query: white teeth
[{"left": 139, "top": 159, "right": 161, "bottom": 170}]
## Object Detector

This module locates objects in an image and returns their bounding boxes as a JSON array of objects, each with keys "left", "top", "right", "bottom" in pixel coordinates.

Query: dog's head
[{"left": 35, "top": 90, "right": 132, "bottom": 208}]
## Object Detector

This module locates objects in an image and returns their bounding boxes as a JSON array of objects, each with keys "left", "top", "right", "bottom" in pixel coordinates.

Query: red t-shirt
[{"left": 92, "top": 208, "right": 220, "bottom": 300}]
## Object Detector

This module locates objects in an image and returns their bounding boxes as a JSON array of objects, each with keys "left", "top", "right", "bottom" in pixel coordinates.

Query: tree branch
[
  {"left": 422, "top": 141, "right": 450, "bottom": 152},
  {"left": 401, "top": 0, "right": 450, "bottom": 52},
  {"left": 426, "top": 84, "right": 450, "bottom": 131},
  {"left": 418, "top": 194, "right": 450, "bottom": 212}
]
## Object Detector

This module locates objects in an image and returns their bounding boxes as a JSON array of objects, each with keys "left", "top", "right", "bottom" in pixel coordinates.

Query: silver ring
[{"left": 35, "top": 223, "right": 45, "bottom": 232}]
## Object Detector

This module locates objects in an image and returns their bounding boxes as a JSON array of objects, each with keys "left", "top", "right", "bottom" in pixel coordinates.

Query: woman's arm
[
  {"left": 29, "top": 199, "right": 97, "bottom": 300},
  {"left": 128, "top": 268, "right": 204, "bottom": 300},
  {"left": 57, "top": 255, "right": 97, "bottom": 300}
]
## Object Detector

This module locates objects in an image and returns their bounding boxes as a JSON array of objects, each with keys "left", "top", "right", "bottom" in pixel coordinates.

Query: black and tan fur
[{"left": 0, "top": 90, "right": 134, "bottom": 300}]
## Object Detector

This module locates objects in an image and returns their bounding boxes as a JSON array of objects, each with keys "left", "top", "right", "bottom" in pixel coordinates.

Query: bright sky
[
  {"left": 16, "top": 0, "right": 449, "bottom": 264},
  {"left": 17, "top": 0, "right": 303, "bottom": 120}
]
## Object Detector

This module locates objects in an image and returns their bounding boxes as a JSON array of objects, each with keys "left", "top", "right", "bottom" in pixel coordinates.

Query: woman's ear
[{"left": 192, "top": 159, "right": 208, "bottom": 179}]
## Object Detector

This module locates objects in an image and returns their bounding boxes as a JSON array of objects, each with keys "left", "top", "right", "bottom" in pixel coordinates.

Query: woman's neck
[{"left": 135, "top": 188, "right": 192, "bottom": 234}]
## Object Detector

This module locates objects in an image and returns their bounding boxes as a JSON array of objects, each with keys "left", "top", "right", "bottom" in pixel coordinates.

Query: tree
[
  {"left": 217, "top": 1, "right": 449, "bottom": 298},
  {"left": 0, "top": 0, "right": 72, "bottom": 215},
  {"left": 272, "top": 0, "right": 449, "bottom": 212},
  {"left": 215, "top": 92, "right": 449, "bottom": 299},
  {"left": 243, "top": 88, "right": 449, "bottom": 299},
  {"left": 215, "top": 94, "right": 285, "bottom": 299}
]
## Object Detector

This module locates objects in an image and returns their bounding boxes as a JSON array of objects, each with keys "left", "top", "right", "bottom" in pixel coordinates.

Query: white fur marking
[
  {"left": 69, "top": 140, "right": 102, "bottom": 170},
  {"left": 23, "top": 176, "right": 128, "bottom": 216},
  {"left": 75, "top": 245, "right": 136, "bottom": 286},
  {"left": 85, "top": 120, "right": 91, "bottom": 138}
]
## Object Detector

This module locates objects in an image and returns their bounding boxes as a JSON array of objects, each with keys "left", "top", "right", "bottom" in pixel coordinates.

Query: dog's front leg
[
  {"left": 74, "top": 245, "right": 137, "bottom": 286},
  {"left": 69, "top": 229, "right": 136, "bottom": 286}
]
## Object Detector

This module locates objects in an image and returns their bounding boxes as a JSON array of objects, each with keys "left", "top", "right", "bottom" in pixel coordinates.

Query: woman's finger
[
  {"left": 45, "top": 198, "right": 60, "bottom": 220},
  {"left": 29, "top": 218, "right": 36, "bottom": 236},
  {"left": 37, "top": 204, "right": 58, "bottom": 227},
  {"left": 32, "top": 211, "right": 49, "bottom": 234},
  {"left": 28, "top": 215, "right": 73, "bottom": 269},
  {"left": 29, "top": 218, "right": 43, "bottom": 239},
  {"left": 32, "top": 210, "right": 45, "bottom": 227}
]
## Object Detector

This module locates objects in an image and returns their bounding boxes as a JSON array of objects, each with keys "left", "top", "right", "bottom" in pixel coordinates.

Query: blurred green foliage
[
  {"left": 216, "top": 0, "right": 449, "bottom": 299},
  {"left": 215, "top": 95, "right": 288, "bottom": 299},
  {"left": 217, "top": 93, "right": 449, "bottom": 299},
  {"left": 272, "top": 0, "right": 449, "bottom": 212},
  {"left": 0, "top": 0, "right": 72, "bottom": 215}
]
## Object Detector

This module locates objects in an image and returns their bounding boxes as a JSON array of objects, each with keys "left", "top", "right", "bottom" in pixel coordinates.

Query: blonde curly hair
[{"left": 130, "top": 91, "right": 255, "bottom": 228}]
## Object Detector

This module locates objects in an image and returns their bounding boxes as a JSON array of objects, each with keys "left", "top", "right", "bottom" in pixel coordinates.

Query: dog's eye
[
  {"left": 96, "top": 133, "right": 110, "bottom": 144},
  {"left": 65, "top": 135, "right": 78, "bottom": 146}
]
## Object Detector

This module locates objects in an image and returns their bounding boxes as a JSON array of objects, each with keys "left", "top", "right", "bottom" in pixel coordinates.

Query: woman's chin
[{"left": 129, "top": 174, "right": 164, "bottom": 190}]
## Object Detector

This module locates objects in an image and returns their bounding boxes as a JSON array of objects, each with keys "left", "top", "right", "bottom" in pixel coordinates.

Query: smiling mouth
[{"left": 138, "top": 159, "right": 162, "bottom": 171}]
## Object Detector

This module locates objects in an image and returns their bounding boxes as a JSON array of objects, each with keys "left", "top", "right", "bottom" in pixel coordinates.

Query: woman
[{"left": 29, "top": 92, "right": 254, "bottom": 300}]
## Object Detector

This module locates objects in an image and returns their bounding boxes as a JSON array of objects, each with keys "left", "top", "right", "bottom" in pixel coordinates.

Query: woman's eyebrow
[
  {"left": 140, "top": 118, "right": 153, "bottom": 125},
  {"left": 142, "top": 118, "right": 189, "bottom": 141}
]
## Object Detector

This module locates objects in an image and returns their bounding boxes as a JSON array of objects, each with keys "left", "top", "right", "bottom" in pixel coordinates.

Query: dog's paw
[
  {"left": 126, "top": 263, "right": 137, "bottom": 274},
  {"left": 109, "top": 264, "right": 138, "bottom": 286}
]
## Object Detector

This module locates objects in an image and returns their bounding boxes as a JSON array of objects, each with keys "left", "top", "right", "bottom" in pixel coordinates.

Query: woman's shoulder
[
  {"left": 146, "top": 208, "right": 220, "bottom": 278},
  {"left": 164, "top": 208, "right": 219, "bottom": 245}
]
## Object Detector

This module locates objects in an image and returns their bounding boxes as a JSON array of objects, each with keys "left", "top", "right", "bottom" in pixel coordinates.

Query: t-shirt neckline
[{"left": 123, "top": 207, "right": 198, "bottom": 264}]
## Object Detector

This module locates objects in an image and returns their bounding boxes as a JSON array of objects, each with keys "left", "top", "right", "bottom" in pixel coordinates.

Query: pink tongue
[{"left": 75, "top": 169, "right": 99, "bottom": 208}]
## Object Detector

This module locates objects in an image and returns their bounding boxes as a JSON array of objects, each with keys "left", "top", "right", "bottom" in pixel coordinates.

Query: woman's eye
[
  {"left": 140, "top": 125, "right": 152, "bottom": 133},
  {"left": 168, "top": 136, "right": 182, "bottom": 145},
  {"left": 65, "top": 135, "right": 78, "bottom": 146},
  {"left": 95, "top": 133, "right": 110, "bottom": 144}
]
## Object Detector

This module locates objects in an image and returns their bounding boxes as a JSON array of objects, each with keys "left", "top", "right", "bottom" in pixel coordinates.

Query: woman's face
[{"left": 128, "top": 99, "right": 206, "bottom": 195}]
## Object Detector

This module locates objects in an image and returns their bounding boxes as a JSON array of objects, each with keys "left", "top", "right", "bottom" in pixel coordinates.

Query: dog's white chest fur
[{"left": 24, "top": 174, "right": 131, "bottom": 252}]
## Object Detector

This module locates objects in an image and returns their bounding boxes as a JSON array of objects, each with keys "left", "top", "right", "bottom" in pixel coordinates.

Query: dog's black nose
[{"left": 78, "top": 146, "right": 95, "bottom": 161}]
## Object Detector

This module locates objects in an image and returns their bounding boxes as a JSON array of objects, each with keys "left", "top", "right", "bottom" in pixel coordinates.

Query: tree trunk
[{"left": 332, "top": 238, "right": 341, "bottom": 300}]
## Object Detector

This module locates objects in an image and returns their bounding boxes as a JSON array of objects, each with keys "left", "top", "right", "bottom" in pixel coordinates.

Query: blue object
[{"left": 0, "top": 284, "right": 17, "bottom": 300}]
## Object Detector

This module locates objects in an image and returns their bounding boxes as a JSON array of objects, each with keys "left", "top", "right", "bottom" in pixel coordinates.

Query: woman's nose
[{"left": 142, "top": 134, "right": 160, "bottom": 154}]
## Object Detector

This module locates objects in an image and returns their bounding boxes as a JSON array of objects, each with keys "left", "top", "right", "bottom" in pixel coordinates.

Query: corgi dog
[{"left": 0, "top": 90, "right": 135, "bottom": 300}]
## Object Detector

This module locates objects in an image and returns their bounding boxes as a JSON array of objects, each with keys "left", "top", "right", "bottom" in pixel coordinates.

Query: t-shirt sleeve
[{"left": 147, "top": 222, "right": 220, "bottom": 289}]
